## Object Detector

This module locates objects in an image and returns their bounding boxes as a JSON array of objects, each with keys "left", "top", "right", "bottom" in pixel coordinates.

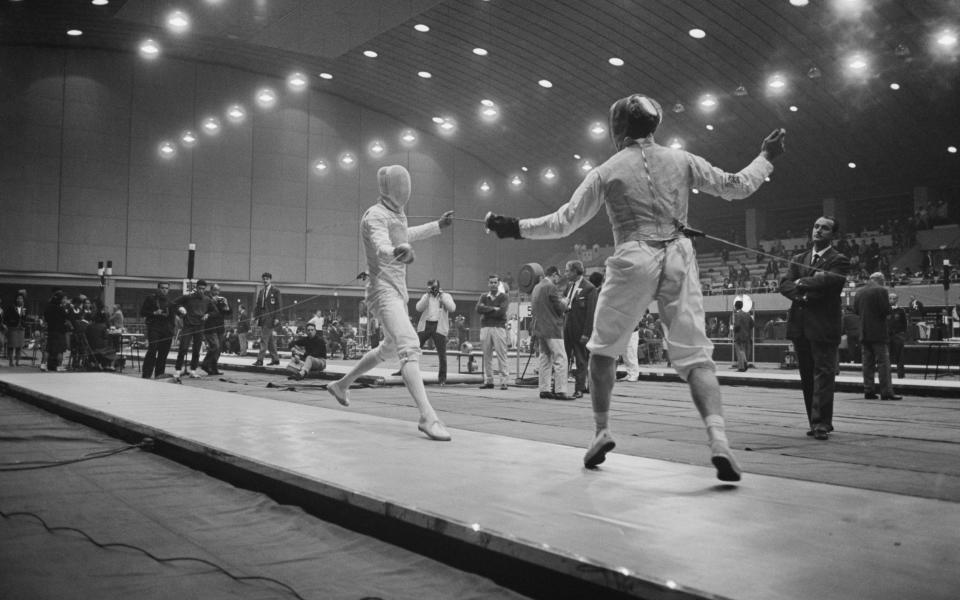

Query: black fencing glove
[
  {"left": 485, "top": 212, "right": 523, "bottom": 239},
  {"left": 761, "top": 128, "right": 786, "bottom": 161}
]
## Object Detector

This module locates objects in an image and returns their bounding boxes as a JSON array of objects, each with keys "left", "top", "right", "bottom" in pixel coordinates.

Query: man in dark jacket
[
  {"left": 531, "top": 266, "right": 569, "bottom": 400},
  {"left": 780, "top": 216, "right": 851, "bottom": 440},
  {"left": 201, "top": 283, "right": 231, "bottom": 375},
  {"left": 887, "top": 292, "right": 909, "bottom": 379},
  {"left": 732, "top": 300, "right": 754, "bottom": 372},
  {"left": 140, "top": 281, "right": 176, "bottom": 379},
  {"left": 172, "top": 280, "right": 218, "bottom": 381},
  {"left": 840, "top": 305, "right": 861, "bottom": 364},
  {"left": 562, "top": 260, "right": 597, "bottom": 398},
  {"left": 286, "top": 323, "right": 327, "bottom": 380},
  {"left": 854, "top": 273, "right": 901, "bottom": 400}
]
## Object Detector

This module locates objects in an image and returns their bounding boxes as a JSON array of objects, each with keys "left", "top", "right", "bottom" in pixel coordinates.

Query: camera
[{"left": 428, "top": 279, "right": 440, "bottom": 295}]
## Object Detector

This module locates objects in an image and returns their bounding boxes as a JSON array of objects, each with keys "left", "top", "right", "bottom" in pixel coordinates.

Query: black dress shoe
[
  {"left": 553, "top": 392, "right": 573, "bottom": 401},
  {"left": 571, "top": 391, "right": 583, "bottom": 399},
  {"left": 479, "top": 383, "right": 495, "bottom": 389},
  {"left": 880, "top": 394, "right": 902, "bottom": 400},
  {"left": 538, "top": 391, "right": 555, "bottom": 399},
  {"left": 814, "top": 429, "right": 829, "bottom": 440},
  {"left": 269, "top": 360, "right": 280, "bottom": 365},
  {"left": 252, "top": 361, "right": 264, "bottom": 367},
  {"left": 864, "top": 392, "right": 879, "bottom": 399}
]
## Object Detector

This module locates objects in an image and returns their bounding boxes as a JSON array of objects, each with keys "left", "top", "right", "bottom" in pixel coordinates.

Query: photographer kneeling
[{"left": 286, "top": 323, "right": 327, "bottom": 380}]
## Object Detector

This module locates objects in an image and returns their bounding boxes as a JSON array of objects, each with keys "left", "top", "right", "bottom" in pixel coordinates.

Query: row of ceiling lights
[{"left": 64, "top": 0, "right": 958, "bottom": 182}]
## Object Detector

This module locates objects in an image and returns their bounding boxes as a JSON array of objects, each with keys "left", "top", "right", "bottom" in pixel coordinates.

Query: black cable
[
  {"left": 0, "top": 508, "right": 308, "bottom": 600},
  {"left": 0, "top": 442, "right": 145, "bottom": 471}
]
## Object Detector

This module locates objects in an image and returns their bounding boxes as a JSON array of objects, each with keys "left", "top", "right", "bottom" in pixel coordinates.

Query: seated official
[
  {"left": 286, "top": 323, "right": 327, "bottom": 380},
  {"left": 84, "top": 309, "right": 123, "bottom": 371}
]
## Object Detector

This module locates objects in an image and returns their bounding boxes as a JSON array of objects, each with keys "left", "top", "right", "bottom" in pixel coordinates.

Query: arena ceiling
[{"left": 3, "top": 0, "right": 960, "bottom": 217}]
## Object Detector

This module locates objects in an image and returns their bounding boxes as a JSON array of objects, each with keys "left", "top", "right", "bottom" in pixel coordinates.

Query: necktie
[
  {"left": 566, "top": 281, "right": 577, "bottom": 307},
  {"left": 811, "top": 254, "right": 821, "bottom": 268}
]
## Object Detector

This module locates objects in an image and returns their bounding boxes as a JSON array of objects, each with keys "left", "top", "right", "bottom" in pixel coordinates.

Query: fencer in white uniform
[
  {"left": 486, "top": 94, "right": 786, "bottom": 480},
  {"left": 326, "top": 164, "right": 454, "bottom": 441}
]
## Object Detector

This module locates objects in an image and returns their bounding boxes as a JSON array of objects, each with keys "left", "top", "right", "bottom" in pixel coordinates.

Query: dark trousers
[
  {"left": 862, "top": 341, "right": 893, "bottom": 395},
  {"left": 564, "top": 334, "right": 590, "bottom": 393},
  {"left": 417, "top": 321, "right": 447, "bottom": 382},
  {"left": 142, "top": 332, "right": 172, "bottom": 378},
  {"left": 889, "top": 333, "right": 906, "bottom": 378},
  {"left": 793, "top": 336, "right": 838, "bottom": 432},
  {"left": 175, "top": 325, "right": 204, "bottom": 371},
  {"left": 201, "top": 330, "right": 223, "bottom": 373}
]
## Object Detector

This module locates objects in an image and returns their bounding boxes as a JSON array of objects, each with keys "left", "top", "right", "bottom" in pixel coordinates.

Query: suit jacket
[
  {"left": 562, "top": 277, "right": 597, "bottom": 339},
  {"left": 254, "top": 285, "right": 282, "bottom": 327},
  {"left": 733, "top": 310, "right": 754, "bottom": 343},
  {"left": 853, "top": 282, "right": 891, "bottom": 343},
  {"left": 531, "top": 278, "right": 566, "bottom": 339},
  {"left": 779, "top": 246, "right": 851, "bottom": 344}
]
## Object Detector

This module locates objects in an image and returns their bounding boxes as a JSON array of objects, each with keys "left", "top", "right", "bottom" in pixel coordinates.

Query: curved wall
[{"left": 0, "top": 46, "right": 580, "bottom": 293}]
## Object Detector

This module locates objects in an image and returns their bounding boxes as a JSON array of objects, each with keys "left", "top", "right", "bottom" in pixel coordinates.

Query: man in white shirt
[{"left": 416, "top": 279, "right": 456, "bottom": 385}]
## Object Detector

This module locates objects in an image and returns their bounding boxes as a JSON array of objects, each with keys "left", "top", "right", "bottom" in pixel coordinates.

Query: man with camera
[{"left": 415, "top": 279, "right": 456, "bottom": 385}]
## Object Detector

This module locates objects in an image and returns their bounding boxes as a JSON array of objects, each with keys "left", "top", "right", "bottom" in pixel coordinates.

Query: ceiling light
[
  {"left": 608, "top": 57, "right": 624, "bottom": 66},
  {"left": 201, "top": 117, "right": 221, "bottom": 135},
  {"left": 672, "top": 102, "right": 685, "bottom": 113},
  {"left": 847, "top": 53, "right": 868, "bottom": 71},
  {"left": 573, "top": 154, "right": 581, "bottom": 160},
  {"left": 226, "top": 104, "right": 246, "bottom": 123},
  {"left": 66, "top": 29, "right": 83, "bottom": 36},
  {"left": 894, "top": 43, "right": 910, "bottom": 57},
  {"left": 339, "top": 153, "right": 356, "bottom": 167},
  {"left": 705, "top": 124, "right": 714, "bottom": 131},
  {"left": 789, "top": 0, "right": 808, "bottom": 6},
  {"left": 480, "top": 99, "right": 494, "bottom": 107},
  {"left": 767, "top": 74, "right": 787, "bottom": 89},
  {"left": 542, "top": 168, "right": 557, "bottom": 181},
  {"left": 698, "top": 94, "right": 718, "bottom": 110},
  {"left": 439, "top": 120, "right": 455, "bottom": 131},
  {"left": 180, "top": 130, "right": 197, "bottom": 147},
  {"left": 139, "top": 39, "right": 160, "bottom": 58},
  {"left": 166, "top": 10, "right": 190, "bottom": 33},
  {"left": 363, "top": 50, "right": 378, "bottom": 58},
  {"left": 936, "top": 31, "right": 957, "bottom": 48},
  {"left": 789, "top": 105, "right": 799, "bottom": 112},
  {"left": 734, "top": 84, "right": 748, "bottom": 96},
  {"left": 480, "top": 105, "right": 499, "bottom": 119},
  {"left": 510, "top": 175, "right": 523, "bottom": 187},
  {"left": 255, "top": 87, "right": 277, "bottom": 108},
  {"left": 847, "top": 162, "right": 857, "bottom": 169},
  {"left": 807, "top": 66, "right": 821, "bottom": 79},
  {"left": 947, "top": 146, "right": 957, "bottom": 154},
  {"left": 431, "top": 116, "right": 444, "bottom": 124},
  {"left": 417, "top": 71, "right": 432, "bottom": 79},
  {"left": 91, "top": 0, "right": 109, "bottom": 5},
  {"left": 369, "top": 141, "right": 385, "bottom": 156},
  {"left": 692, "top": 188, "right": 700, "bottom": 194},
  {"left": 479, "top": 180, "right": 491, "bottom": 193},
  {"left": 473, "top": 47, "right": 488, "bottom": 56},
  {"left": 414, "top": 23, "right": 430, "bottom": 32},
  {"left": 158, "top": 141, "right": 177, "bottom": 159},
  {"left": 889, "top": 82, "right": 900, "bottom": 90},
  {"left": 287, "top": 72, "right": 308, "bottom": 91},
  {"left": 580, "top": 161, "right": 593, "bottom": 172},
  {"left": 538, "top": 79, "right": 553, "bottom": 88},
  {"left": 589, "top": 122, "right": 606, "bottom": 137},
  {"left": 400, "top": 129, "right": 417, "bottom": 144},
  {"left": 689, "top": 28, "right": 706, "bottom": 39},
  {"left": 313, "top": 159, "right": 328, "bottom": 173},
  {"left": 319, "top": 72, "right": 333, "bottom": 80},
  {"left": 669, "top": 138, "right": 683, "bottom": 149}
]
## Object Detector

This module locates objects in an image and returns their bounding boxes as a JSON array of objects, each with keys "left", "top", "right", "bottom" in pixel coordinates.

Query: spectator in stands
[
  {"left": 738, "top": 262, "right": 751, "bottom": 290},
  {"left": 763, "top": 258, "right": 781, "bottom": 282}
]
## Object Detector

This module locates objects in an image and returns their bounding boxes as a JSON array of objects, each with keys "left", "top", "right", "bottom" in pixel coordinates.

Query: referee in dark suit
[{"left": 779, "top": 216, "right": 851, "bottom": 440}]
